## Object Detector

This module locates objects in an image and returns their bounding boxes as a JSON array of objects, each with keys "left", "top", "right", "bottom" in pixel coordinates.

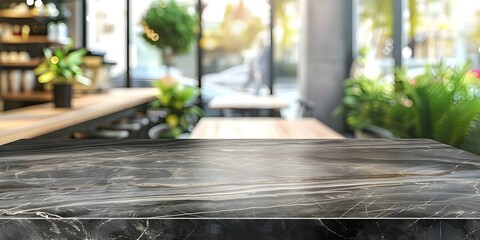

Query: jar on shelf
[
  {"left": 12, "top": 25, "right": 21, "bottom": 37},
  {"left": 8, "top": 70, "right": 21, "bottom": 94},
  {"left": 0, "top": 71, "right": 8, "bottom": 95},
  {"left": 22, "top": 71, "right": 35, "bottom": 93}
]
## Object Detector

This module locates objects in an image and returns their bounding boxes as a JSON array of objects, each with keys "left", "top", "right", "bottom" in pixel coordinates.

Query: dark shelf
[
  {"left": 0, "top": 9, "right": 68, "bottom": 23},
  {"left": 0, "top": 1, "right": 72, "bottom": 107},
  {"left": 1, "top": 36, "right": 69, "bottom": 46},
  {"left": 0, "top": 59, "right": 41, "bottom": 68},
  {"left": 0, "top": 91, "right": 51, "bottom": 102},
  {"left": 0, "top": 9, "right": 49, "bottom": 20}
]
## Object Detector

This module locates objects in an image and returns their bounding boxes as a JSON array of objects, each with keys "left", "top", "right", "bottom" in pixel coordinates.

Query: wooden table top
[
  {"left": 189, "top": 117, "right": 344, "bottom": 139},
  {"left": 208, "top": 95, "right": 289, "bottom": 110},
  {"left": 0, "top": 88, "right": 158, "bottom": 145}
]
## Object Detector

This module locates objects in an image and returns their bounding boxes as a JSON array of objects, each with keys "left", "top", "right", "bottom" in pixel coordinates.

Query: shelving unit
[
  {"left": 0, "top": 59, "right": 42, "bottom": 69},
  {"left": 1, "top": 36, "right": 69, "bottom": 45},
  {"left": 0, "top": 0, "right": 70, "bottom": 111},
  {"left": 0, "top": 11, "right": 40, "bottom": 19},
  {"left": 0, "top": 91, "right": 52, "bottom": 102}
]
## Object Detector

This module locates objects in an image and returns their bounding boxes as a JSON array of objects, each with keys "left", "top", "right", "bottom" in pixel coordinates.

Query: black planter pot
[{"left": 53, "top": 84, "right": 72, "bottom": 108}]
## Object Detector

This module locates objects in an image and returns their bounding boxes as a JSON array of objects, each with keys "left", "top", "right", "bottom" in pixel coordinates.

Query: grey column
[
  {"left": 299, "top": 0, "right": 354, "bottom": 132},
  {"left": 65, "top": 0, "right": 84, "bottom": 48},
  {"left": 393, "top": 0, "right": 408, "bottom": 67}
]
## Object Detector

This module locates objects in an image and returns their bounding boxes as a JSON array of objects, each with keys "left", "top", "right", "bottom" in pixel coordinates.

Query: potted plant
[
  {"left": 333, "top": 75, "right": 393, "bottom": 134},
  {"left": 335, "top": 63, "right": 480, "bottom": 155},
  {"left": 149, "top": 78, "right": 203, "bottom": 139},
  {"left": 391, "top": 64, "right": 480, "bottom": 149},
  {"left": 141, "top": 0, "right": 197, "bottom": 71},
  {"left": 34, "top": 43, "right": 91, "bottom": 108}
]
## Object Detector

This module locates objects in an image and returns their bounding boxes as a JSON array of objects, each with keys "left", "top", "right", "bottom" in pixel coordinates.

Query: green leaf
[
  {"left": 63, "top": 39, "right": 74, "bottom": 54},
  {"left": 188, "top": 105, "right": 203, "bottom": 117},
  {"left": 33, "top": 62, "right": 49, "bottom": 75},
  {"left": 178, "top": 87, "right": 195, "bottom": 102},
  {"left": 170, "top": 127, "right": 183, "bottom": 138},
  {"left": 62, "top": 70, "right": 73, "bottom": 80},
  {"left": 160, "top": 95, "right": 170, "bottom": 106},
  {"left": 35, "top": 44, "right": 90, "bottom": 86},
  {"left": 66, "top": 49, "right": 87, "bottom": 65},
  {"left": 69, "top": 65, "right": 83, "bottom": 73},
  {"left": 150, "top": 99, "right": 161, "bottom": 108},
  {"left": 38, "top": 71, "right": 57, "bottom": 83},
  {"left": 43, "top": 48, "right": 52, "bottom": 60},
  {"left": 153, "top": 80, "right": 170, "bottom": 92},
  {"left": 75, "top": 75, "right": 92, "bottom": 86},
  {"left": 55, "top": 49, "right": 64, "bottom": 61}
]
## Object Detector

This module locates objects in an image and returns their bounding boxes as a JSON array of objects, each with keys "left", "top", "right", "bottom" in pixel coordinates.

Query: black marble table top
[{"left": 0, "top": 139, "right": 479, "bottom": 219}]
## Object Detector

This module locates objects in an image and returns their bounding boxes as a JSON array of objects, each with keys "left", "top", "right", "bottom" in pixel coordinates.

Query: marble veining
[
  {"left": 0, "top": 219, "right": 479, "bottom": 240},
  {"left": 0, "top": 139, "right": 479, "bottom": 219}
]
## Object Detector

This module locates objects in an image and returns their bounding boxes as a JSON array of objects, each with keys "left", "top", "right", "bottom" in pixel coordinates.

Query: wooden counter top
[{"left": 0, "top": 88, "right": 157, "bottom": 145}]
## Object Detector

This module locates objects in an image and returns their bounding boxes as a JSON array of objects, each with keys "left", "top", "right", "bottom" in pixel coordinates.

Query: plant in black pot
[{"left": 34, "top": 43, "right": 91, "bottom": 108}]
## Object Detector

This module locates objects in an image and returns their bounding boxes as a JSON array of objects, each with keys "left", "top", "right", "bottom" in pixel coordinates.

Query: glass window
[
  {"left": 273, "top": 0, "right": 300, "bottom": 119},
  {"left": 86, "top": 0, "right": 127, "bottom": 80},
  {"left": 357, "top": 0, "right": 480, "bottom": 76},
  {"left": 200, "top": 0, "right": 271, "bottom": 97},
  {"left": 407, "top": 0, "right": 480, "bottom": 69},
  {"left": 130, "top": 0, "right": 197, "bottom": 87},
  {"left": 86, "top": 0, "right": 197, "bottom": 87},
  {"left": 356, "top": 0, "right": 394, "bottom": 78}
]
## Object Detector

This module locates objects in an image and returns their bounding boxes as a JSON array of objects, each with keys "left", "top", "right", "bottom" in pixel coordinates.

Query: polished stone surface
[
  {"left": 0, "top": 139, "right": 479, "bottom": 219},
  {"left": 0, "top": 219, "right": 479, "bottom": 240}
]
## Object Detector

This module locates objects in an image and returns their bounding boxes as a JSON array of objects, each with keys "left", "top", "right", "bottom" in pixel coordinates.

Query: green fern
[
  {"left": 336, "top": 63, "right": 480, "bottom": 153},
  {"left": 334, "top": 76, "right": 393, "bottom": 131},
  {"left": 391, "top": 63, "right": 480, "bottom": 148}
]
